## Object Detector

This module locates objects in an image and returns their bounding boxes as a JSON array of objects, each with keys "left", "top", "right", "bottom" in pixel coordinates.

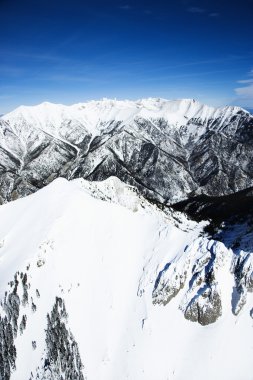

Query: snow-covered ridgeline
[
  {"left": 0, "top": 177, "right": 252, "bottom": 380},
  {"left": 1, "top": 98, "right": 248, "bottom": 137}
]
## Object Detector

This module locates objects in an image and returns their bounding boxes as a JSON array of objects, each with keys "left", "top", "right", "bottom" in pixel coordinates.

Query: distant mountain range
[{"left": 0, "top": 98, "right": 252, "bottom": 205}]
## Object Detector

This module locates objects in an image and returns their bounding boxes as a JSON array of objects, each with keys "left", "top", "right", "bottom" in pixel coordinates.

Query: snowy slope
[{"left": 0, "top": 177, "right": 252, "bottom": 380}]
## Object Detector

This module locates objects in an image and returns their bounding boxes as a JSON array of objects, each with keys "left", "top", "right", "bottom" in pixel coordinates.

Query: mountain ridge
[
  {"left": 2, "top": 98, "right": 249, "bottom": 137},
  {"left": 0, "top": 177, "right": 252, "bottom": 380},
  {"left": 0, "top": 98, "right": 252, "bottom": 206}
]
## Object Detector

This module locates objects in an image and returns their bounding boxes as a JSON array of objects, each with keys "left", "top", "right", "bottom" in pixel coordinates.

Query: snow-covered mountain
[
  {"left": 1, "top": 98, "right": 253, "bottom": 380},
  {"left": 0, "top": 98, "right": 252, "bottom": 204},
  {"left": 0, "top": 177, "right": 253, "bottom": 380}
]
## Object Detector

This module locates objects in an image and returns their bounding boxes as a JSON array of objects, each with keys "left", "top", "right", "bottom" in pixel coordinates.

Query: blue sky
[{"left": 0, "top": 0, "right": 253, "bottom": 113}]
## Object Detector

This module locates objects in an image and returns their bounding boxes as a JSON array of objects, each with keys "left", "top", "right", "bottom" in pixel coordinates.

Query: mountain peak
[{"left": 2, "top": 98, "right": 248, "bottom": 137}]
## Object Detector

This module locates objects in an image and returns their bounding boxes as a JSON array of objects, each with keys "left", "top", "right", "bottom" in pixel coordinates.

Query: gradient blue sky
[{"left": 0, "top": 0, "right": 253, "bottom": 113}]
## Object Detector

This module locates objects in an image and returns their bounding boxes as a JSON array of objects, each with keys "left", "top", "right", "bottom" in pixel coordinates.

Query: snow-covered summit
[{"left": 2, "top": 98, "right": 248, "bottom": 136}]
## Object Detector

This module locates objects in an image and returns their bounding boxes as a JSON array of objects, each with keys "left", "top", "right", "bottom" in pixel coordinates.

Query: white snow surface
[
  {"left": 0, "top": 177, "right": 252, "bottom": 380},
  {"left": 1, "top": 98, "right": 247, "bottom": 137}
]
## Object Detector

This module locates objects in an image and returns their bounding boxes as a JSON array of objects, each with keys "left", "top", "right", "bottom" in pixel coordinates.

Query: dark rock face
[
  {"left": 0, "top": 105, "right": 253, "bottom": 205},
  {"left": 184, "top": 285, "right": 222, "bottom": 326},
  {"left": 152, "top": 262, "right": 188, "bottom": 306},
  {"left": 231, "top": 252, "right": 253, "bottom": 315},
  {"left": 152, "top": 239, "right": 225, "bottom": 325},
  {"left": 171, "top": 186, "right": 253, "bottom": 223},
  {"left": 152, "top": 214, "right": 253, "bottom": 325}
]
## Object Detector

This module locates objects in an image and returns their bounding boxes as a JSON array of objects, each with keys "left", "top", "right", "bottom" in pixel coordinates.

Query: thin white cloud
[
  {"left": 237, "top": 79, "right": 253, "bottom": 84},
  {"left": 235, "top": 70, "right": 253, "bottom": 107},
  {"left": 235, "top": 84, "right": 253, "bottom": 97}
]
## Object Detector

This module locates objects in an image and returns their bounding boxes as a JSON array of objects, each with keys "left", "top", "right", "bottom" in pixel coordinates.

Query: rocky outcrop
[
  {"left": 231, "top": 252, "right": 253, "bottom": 315},
  {"left": 153, "top": 239, "right": 230, "bottom": 325},
  {"left": 184, "top": 285, "right": 222, "bottom": 326},
  {"left": 152, "top": 259, "right": 189, "bottom": 306},
  {"left": 152, "top": 212, "right": 253, "bottom": 324}
]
